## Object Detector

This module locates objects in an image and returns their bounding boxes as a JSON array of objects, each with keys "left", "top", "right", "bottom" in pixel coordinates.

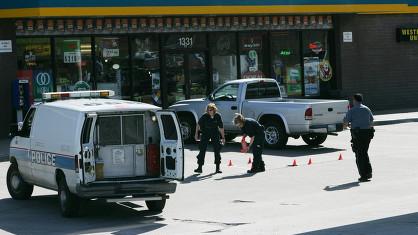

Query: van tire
[
  {"left": 179, "top": 116, "right": 196, "bottom": 144},
  {"left": 58, "top": 176, "right": 80, "bottom": 217},
  {"left": 264, "top": 120, "right": 288, "bottom": 149},
  {"left": 7, "top": 163, "right": 33, "bottom": 200},
  {"left": 302, "top": 134, "right": 328, "bottom": 146},
  {"left": 146, "top": 198, "right": 166, "bottom": 212}
]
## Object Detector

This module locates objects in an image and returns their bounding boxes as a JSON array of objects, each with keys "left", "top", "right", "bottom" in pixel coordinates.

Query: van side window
[
  {"left": 81, "top": 117, "right": 93, "bottom": 144},
  {"left": 160, "top": 115, "right": 178, "bottom": 140},
  {"left": 20, "top": 108, "right": 36, "bottom": 138}
]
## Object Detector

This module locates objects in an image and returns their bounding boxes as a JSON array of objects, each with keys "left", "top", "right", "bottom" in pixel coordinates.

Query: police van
[{"left": 7, "top": 90, "right": 184, "bottom": 217}]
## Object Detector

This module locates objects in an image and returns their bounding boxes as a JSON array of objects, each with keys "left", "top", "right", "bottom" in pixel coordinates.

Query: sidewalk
[{"left": 1, "top": 109, "right": 417, "bottom": 162}]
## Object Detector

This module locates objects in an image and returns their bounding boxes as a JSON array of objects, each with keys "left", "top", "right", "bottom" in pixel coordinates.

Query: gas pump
[{"left": 12, "top": 79, "right": 31, "bottom": 123}]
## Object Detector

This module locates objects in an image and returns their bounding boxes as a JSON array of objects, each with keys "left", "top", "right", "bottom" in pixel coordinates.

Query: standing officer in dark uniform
[
  {"left": 344, "top": 93, "right": 375, "bottom": 182},
  {"left": 194, "top": 103, "right": 225, "bottom": 174},
  {"left": 233, "top": 113, "right": 265, "bottom": 173}
]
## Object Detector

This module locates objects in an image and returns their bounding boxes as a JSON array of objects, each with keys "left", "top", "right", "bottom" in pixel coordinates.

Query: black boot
[
  {"left": 215, "top": 164, "right": 222, "bottom": 174},
  {"left": 194, "top": 164, "right": 202, "bottom": 173}
]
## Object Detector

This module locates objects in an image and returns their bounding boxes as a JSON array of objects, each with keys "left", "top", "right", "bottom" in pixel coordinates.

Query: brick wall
[
  {"left": 0, "top": 20, "right": 16, "bottom": 138},
  {"left": 336, "top": 14, "right": 418, "bottom": 111}
]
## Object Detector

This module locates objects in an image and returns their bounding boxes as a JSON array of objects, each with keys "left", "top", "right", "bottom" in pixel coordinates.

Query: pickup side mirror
[
  {"left": 18, "top": 122, "right": 23, "bottom": 131},
  {"left": 208, "top": 94, "right": 214, "bottom": 101}
]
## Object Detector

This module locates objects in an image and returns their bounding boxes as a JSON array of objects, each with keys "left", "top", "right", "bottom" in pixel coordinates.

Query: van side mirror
[{"left": 9, "top": 123, "right": 21, "bottom": 137}]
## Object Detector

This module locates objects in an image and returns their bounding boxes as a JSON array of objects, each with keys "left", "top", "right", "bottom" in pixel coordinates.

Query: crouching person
[{"left": 233, "top": 113, "right": 265, "bottom": 173}]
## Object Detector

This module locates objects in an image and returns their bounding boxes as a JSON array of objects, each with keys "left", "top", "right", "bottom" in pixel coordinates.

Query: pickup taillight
[
  {"left": 147, "top": 144, "right": 160, "bottom": 177},
  {"left": 305, "top": 107, "right": 313, "bottom": 120}
]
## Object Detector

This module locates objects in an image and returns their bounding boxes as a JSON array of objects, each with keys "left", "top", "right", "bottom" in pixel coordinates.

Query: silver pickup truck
[{"left": 170, "top": 78, "right": 349, "bottom": 149}]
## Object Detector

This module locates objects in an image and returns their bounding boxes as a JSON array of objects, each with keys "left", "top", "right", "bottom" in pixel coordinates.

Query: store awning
[{"left": 1, "top": 0, "right": 418, "bottom": 18}]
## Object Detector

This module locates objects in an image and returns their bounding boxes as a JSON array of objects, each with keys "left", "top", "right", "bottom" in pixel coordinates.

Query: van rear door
[
  {"left": 81, "top": 113, "right": 97, "bottom": 184},
  {"left": 156, "top": 111, "right": 184, "bottom": 180}
]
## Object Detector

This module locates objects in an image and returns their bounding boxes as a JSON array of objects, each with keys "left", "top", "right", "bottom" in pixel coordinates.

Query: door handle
[{"left": 231, "top": 106, "right": 237, "bottom": 110}]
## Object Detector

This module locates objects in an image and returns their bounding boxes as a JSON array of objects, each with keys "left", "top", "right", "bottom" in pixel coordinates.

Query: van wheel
[
  {"left": 58, "top": 177, "right": 80, "bottom": 217},
  {"left": 179, "top": 116, "right": 196, "bottom": 144},
  {"left": 302, "top": 134, "right": 328, "bottom": 146},
  {"left": 7, "top": 163, "right": 33, "bottom": 200},
  {"left": 264, "top": 120, "right": 288, "bottom": 149},
  {"left": 146, "top": 198, "right": 166, "bottom": 212}
]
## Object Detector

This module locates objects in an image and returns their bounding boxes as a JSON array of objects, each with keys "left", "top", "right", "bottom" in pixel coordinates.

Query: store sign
[
  {"left": 33, "top": 71, "right": 53, "bottom": 101},
  {"left": 64, "top": 52, "right": 81, "bottom": 63},
  {"left": 0, "top": 40, "right": 12, "bottom": 53},
  {"left": 396, "top": 27, "right": 418, "bottom": 42},
  {"left": 63, "top": 40, "right": 81, "bottom": 63},
  {"left": 103, "top": 48, "right": 120, "bottom": 58}
]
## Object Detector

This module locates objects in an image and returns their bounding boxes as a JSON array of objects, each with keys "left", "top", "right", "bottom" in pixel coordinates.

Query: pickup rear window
[{"left": 245, "top": 82, "right": 280, "bottom": 99}]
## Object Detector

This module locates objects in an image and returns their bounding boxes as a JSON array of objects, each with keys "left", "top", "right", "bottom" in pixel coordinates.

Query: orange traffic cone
[
  {"left": 228, "top": 160, "right": 233, "bottom": 166},
  {"left": 308, "top": 158, "right": 312, "bottom": 165},
  {"left": 248, "top": 157, "right": 252, "bottom": 164},
  {"left": 338, "top": 153, "right": 343, "bottom": 160},
  {"left": 291, "top": 159, "right": 298, "bottom": 167}
]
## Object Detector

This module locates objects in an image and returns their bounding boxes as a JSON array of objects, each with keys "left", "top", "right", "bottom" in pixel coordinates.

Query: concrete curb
[{"left": 374, "top": 118, "right": 418, "bottom": 126}]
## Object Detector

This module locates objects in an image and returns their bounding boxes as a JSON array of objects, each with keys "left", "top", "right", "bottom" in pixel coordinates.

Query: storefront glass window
[
  {"left": 16, "top": 38, "right": 53, "bottom": 102},
  {"left": 210, "top": 33, "right": 237, "bottom": 88},
  {"left": 270, "top": 31, "right": 302, "bottom": 97},
  {"left": 95, "top": 37, "right": 130, "bottom": 99},
  {"left": 239, "top": 33, "right": 265, "bottom": 79},
  {"left": 55, "top": 37, "right": 92, "bottom": 92},
  {"left": 131, "top": 35, "right": 161, "bottom": 106},
  {"left": 302, "top": 31, "right": 331, "bottom": 97}
]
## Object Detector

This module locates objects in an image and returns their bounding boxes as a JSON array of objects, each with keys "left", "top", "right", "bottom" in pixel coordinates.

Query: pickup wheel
[
  {"left": 58, "top": 176, "right": 80, "bottom": 217},
  {"left": 179, "top": 116, "right": 196, "bottom": 144},
  {"left": 146, "top": 198, "right": 166, "bottom": 212},
  {"left": 302, "top": 134, "right": 328, "bottom": 146},
  {"left": 7, "top": 163, "right": 33, "bottom": 200},
  {"left": 225, "top": 134, "right": 237, "bottom": 142},
  {"left": 264, "top": 120, "right": 288, "bottom": 149}
]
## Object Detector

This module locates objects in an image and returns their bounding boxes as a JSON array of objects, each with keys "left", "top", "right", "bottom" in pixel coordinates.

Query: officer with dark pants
[
  {"left": 344, "top": 93, "right": 374, "bottom": 182},
  {"left": 233, "top": 113, "right": 266, "bottom": 173},
  {"left": 194, "top": 103, "right": 225, "bottom": 174}
]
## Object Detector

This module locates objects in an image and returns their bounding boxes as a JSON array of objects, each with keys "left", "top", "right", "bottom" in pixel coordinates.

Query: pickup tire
[
  {"left": 264, "top": 120, "right": 288, "bottom": 149},
  {"left": 146, "top": 198, "right": 166, "bottom": 212},
  {"left": 225, "top": 134, "right": 237, "bottom": 142},
  {"left": 302, "top": 134, "right": 328, "bottom": 146},
  {"left": 179, "top": 116, "right": 196, "bottom": 144},
  {"left": 58, "top": 176, "right": 80, "bottom": 217},
  {"left": 7, "top": 163, "right": 34, "bottom": 200}
]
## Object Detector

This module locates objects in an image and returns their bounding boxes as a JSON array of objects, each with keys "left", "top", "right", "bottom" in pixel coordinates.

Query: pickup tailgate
[{"left": 310, "top": 100, "right": 349, "bottom": 126}]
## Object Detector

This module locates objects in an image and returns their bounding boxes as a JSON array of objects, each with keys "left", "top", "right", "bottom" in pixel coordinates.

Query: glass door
[{"left": 165, "top": 52, "right": 208, "bottom": 106}]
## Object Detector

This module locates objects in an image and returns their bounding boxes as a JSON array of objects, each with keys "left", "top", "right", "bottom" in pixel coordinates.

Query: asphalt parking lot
[{"left": 1, "top": 119, "right": 418, "bottom": 234}]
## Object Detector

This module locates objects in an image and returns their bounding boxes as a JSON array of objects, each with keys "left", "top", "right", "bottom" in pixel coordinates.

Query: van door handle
[
  {"left": 231, "top": 106, "right": 237, "bottom": 110},
  {"left": 328, "top": 108, "right": 333, "bottom": 112}
]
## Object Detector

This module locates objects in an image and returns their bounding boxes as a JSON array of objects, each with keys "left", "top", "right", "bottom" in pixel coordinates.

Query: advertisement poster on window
[
  {"left": 304, "top": 57, "right": 320, "bottom": 96},
  {"left": 33, "top": 70, "right": 53, "bottom": 102},
  {"left": 285, "top": 66, "right": 302, "bottom": 96},
  {"left": 63, "top": 40, "right": 81, "bottom": 63}
]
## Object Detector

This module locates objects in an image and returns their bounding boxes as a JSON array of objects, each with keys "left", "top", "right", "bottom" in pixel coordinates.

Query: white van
[{"left": 7, "top": 90, "right": 184, "bottom": 217}]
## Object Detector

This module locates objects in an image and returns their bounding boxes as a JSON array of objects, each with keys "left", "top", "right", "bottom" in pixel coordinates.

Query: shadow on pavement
[
  {"left": 0, "top": 195, "right": 166, "bottom": 235},
  {"left": 298, "top": 211, "right": 418, "bottom": 235},
  {"left": 184, "top": 142, "right": 345, "bottom": 158},
  {"left": 182, "top": 172, "right": 217, "bottom": 184},
  {"left": 215, "top": 173, "right": 254, "bottom": 181},
  {"left": 323, "top": 181, "right": 360, "bottom": 191}
]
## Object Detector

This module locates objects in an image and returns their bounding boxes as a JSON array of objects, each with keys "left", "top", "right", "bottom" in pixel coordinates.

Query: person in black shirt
[
  {"left": 194, "top": 103, "right": 226, "bottom": 174},
  {"left": 233, "top": 113, "right": 266, "bottom": 173}
]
